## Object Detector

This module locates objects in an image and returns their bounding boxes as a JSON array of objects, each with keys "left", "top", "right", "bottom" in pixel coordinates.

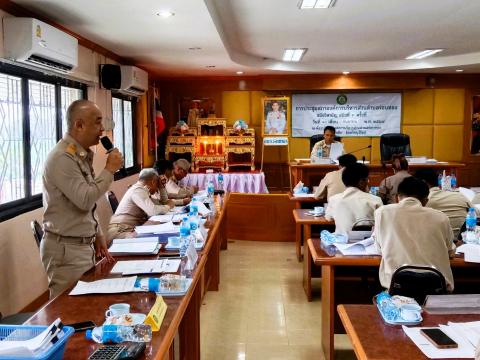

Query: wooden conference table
[
  {"left": 306, "top": 238, "right": 480, "bottom": 360},
  {"left": 25, "top": 194, "right": 229, "bottom": 360},
  {"left": 338, "top": 304, "right": 480, "bottom": 360},
  {"left": 290, "top": 161, "right": 465, "bottom": 189},
  {"left": 292, "top": 208, "right": 334, "bottom": 262}
]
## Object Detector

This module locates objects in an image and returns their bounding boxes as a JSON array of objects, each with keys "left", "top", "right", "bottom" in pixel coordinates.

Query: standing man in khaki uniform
[{"left": 41, "top": 99, "right": 123, "bottom": 298}]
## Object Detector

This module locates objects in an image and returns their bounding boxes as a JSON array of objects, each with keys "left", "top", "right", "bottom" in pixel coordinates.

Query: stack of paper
[
  {"left": 424, "top": 294, "right": 480, "bottom": 314},
  {"left": 135, "top": 221, "right": 179, "bottom": 234},
  {"left": 70, "top": 276, "right": 138, "bottom": 295},
  {"left": 293, "top": 193, "right": 315, "bottom": 198},
  {"left": 333, "top": 237, "right": 380, "bottom": 256},
  {"left": 109, "top": 237, "right": 160, "bottom": 256},
  {"left": 149, "top": 213, "right": 184, "bottom": 223},
  {"left": 0, "top": 318, "right": 64, "bottom": 357},
  {"left": 111, "top": 259, "right": 181, "bottom": 275},
  {"left": 455, "top": 244, "right": 480, "bottom": 263}
]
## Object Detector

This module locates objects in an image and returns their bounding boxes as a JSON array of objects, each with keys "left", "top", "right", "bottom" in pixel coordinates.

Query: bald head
[
  {"left": 67, "top": 100, "right": 100, "bottom": 132},
  {"left": 66, "top": 99, "right": 104, "bottom": 149}
]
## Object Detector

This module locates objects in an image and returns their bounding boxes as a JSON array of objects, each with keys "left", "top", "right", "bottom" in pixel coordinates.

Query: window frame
[
  {"left": 0, "top": 62, "right": 86, "bottom": 222},
  {"left": 111, "top": 93, "right": 139, "bottom": 180}
]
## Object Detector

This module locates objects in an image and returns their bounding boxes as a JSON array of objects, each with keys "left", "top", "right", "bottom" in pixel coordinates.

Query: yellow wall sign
[
  {"left": 36, "top": 25, "right": 42, "bottom": 38},
  {"left": 144, "top": 295, "right": 167, "bottom": 332}
]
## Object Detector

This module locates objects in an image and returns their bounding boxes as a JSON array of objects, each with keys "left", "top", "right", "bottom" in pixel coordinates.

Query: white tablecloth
[{"left": 180, "top": 172, "right": 269, "bottom": 194}]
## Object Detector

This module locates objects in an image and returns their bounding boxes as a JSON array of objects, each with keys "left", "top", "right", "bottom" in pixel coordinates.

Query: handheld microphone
[
  {"left": 100, "top": 136, "right": 114, "bottom": 153},
  {"left": 346, "top": 144, "right": 372, "bottom": 155}
]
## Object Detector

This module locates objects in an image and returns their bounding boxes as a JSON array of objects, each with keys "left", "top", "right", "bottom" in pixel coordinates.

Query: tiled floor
[{"left": 200, "top": 240, "right": 355, "bottom": 360}]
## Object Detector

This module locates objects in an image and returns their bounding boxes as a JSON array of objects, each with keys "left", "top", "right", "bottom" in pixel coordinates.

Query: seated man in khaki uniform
[
  {"left": 108, "top": 168, "right": 174, "bottom": 241},
  {"left": 154, "top": 159, "right": 190, "bottom": 206},
  {"left": 415, "top": 168, "right": 478, "bottom": 239},
  {"left": 310, "top": 126, "right": 343, "bottom": 161},
  {"left": 41, "top": 100, "right": 123, "bottom": 298},
  {"left": 325, "top": 163, "right": 383, "bottom": 233},
  {"left": 314, "top": 154, "right": 357, "bottom": 201},
  {"left": 374, "top": 176, "right": 455, "bottom": 291},
  {"left": 165, "top": 159, "right": 198, "bottom": 204},
  {"left": 378, "top": 155, "right": 411, "bottom": 205}
]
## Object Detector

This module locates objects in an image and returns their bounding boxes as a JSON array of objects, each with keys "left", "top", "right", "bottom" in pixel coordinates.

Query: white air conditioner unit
[
  {"left": 119, "top": 66, "right": 148, "bottom": 96},
  {"left": 3, "top": 17, "right": 78, "bottom": 73}
]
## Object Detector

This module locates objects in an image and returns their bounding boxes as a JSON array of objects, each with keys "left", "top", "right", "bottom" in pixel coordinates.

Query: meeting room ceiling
[{"left": 10, "top": 0, "right": 480, "bottom": 77}]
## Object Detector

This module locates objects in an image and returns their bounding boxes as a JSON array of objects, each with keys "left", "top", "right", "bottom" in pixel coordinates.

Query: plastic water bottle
[
  {"left": 179, "top": 217, "right": 191, "bottom": 257},
  {"left": 466, "top": 208, "right": 477, "bottom": 244},
  {"left": 438, "top": 173, "right": 443, "bottom": 189},
  {"left": 217, "top": 173, "right": 224, "bottom": 191},
  {"left": 317, "top": 148, "right": 322, "bottom": 159},
  {"left": 207, "top": 180, "right": 214, "bottom": 199},
  {"left": 451, "top": 174, "right": 457, "bottom": 190},
  {"left": 376, "top": 292, "right": 399, "bottom": 321},
  {"left": 190, "top": 197, "right": 199, "bottom": 217},
  {"left": 86, "top": 324, "right": 152, "bottom": 343},
  {"left": 189, "top": 210, "right": 199, "bottom": 231}
]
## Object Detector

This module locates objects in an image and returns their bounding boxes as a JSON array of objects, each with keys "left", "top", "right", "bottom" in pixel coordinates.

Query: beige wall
[{"left": 0, "top": 10, "right": 144, "bottom": 316}]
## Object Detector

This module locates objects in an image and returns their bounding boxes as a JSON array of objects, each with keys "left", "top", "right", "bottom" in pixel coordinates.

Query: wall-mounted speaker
[{"left": 100, "top": 64, "right": 121, "bottom": 90}]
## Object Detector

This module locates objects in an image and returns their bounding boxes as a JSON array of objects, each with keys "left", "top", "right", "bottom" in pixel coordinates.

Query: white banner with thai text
[{"left": 292, "top": 93, "right": 401, "bottom": 137}]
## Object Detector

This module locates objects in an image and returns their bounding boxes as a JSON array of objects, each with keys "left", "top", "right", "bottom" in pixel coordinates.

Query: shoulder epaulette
[{"left": 65, "top": 143, "right": 77, "bottom": 156}]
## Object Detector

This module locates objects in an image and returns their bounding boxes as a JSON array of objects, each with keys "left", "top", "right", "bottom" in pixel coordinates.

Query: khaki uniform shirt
[
  {"left": 427, "top": 187, "right": 476, "bottom": 239},
  {"left": 325, "top": 187, "right": 383, "bottom": 233},
  {"left": 314, "top": 168, "right": 346, "bottom": 201},
  {"left": 110, "top": 182, "right": 171, "bottom": 227},
  {"left": 43, "top": 134, "right": 113, "bottom": 237},
  {"left": 310, "top": 140, "right": 342, "bottom": 162},
  {"left": 166, "top": 176, "right": 194, "bottom": 199},
  {"left": 378, "top": 170, "right": 411, "bottom": 204},
  {"left": 374, "top": 197, "right": 454, "bottom": 291}
]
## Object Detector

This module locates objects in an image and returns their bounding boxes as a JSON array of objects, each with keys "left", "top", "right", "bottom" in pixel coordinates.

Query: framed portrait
[
  {"left": 179, "top": 98, "right": 216, "bottom": 127},
  {"left": 262, "top": 97, "right": 290, "bottom": 137},
  {"left": 471, "top": 95, "right": 480, "bottom": 154}
]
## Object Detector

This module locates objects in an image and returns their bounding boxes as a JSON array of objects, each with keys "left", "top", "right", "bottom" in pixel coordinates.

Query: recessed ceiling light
[
  {"left": 342, "top": 71, "right": 350, "bottom": 75},
  {"left": 405, "top": 49, "right": 443, "bottom": 60},
  {"left": 188, "top": 47, "right": 202, "bottom": 50},
  {"left": 157, "top": 11, "right": 174, "bottom": 18},
  {"left": 298, "top": 0, "right": 336, "bottom": 9},
  {"left": 283, "top": 48, "right": 307, "bottom": 62},
  {"left": 206, "top": 65, "right": 216, "bottom": 68},
  {"left": 455, "top": 69, "right": 464, "bottom": 72},
  {"left": 236, "top": 71, "right": 244, "bottom": 75}
]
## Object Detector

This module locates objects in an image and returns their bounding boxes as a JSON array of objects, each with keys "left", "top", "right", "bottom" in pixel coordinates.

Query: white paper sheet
[
  {"left": 135, "top": 222, "right": 179, "bottom": 234},
  {"left": 455, "top": 244, "right": 480, "bottom": 263},
  {"left": 459, "top": 187, "right": 475, "bottom": 202},
  {"left": 293, "top": 193, "right": 316, "bottom": 198},
  {"left": 109, "top": 237, "right": 159, "bottom": 255},
  {"left": 111, "top": 259, "right": 181, "bottom": 275},
  {"left": 329, "top": 142, "right": 344, "bottom": 161},
  {"left": 186, "top": 241, "right": 198, "bottom": 271},
  {"left": 195, "top": 201, "right": 212, "bottom": 216},
  {"left": 69, "top": 276, "right": 137, "bottom": 295},
  {"left": 149, "top": 214, "right": 184, "bottom": 223},
  {"left": 333, "top": 237, "right": 380, "bottom": 256},
  {"left": 402, "top": 325, "right": 475, "bottom": 359}
]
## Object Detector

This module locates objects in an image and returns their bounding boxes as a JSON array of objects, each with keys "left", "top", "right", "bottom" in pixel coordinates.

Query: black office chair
[
  {"left": 30, "top": 220, "right": 43, "bottom": 248},
  {"left": 380, "top": 133, "right": 412, "bottom": 162},
  {"left": 351, "top": 219, "right": 374, "bottom": 232},
  {"left": 309, "top": 134, "right": 342, "bottom": 152},
  {"left": 388, "top": 265, "right": 447, "bottom": 304},
  {"left": 107, "top": 191, "right": 119, "bottom": 213}
]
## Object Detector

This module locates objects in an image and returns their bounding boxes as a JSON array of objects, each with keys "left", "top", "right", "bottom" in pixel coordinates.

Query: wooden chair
[
  {"left": 30, "top": 220, "right": 43, "bottom": 248},
  {"left": 107, "top": 190, "right": 119, "bottom": 213}
]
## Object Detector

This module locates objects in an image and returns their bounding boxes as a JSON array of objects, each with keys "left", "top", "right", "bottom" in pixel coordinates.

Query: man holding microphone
[{"left": 41, "top": 100, "right": 123, "bottom": 298}]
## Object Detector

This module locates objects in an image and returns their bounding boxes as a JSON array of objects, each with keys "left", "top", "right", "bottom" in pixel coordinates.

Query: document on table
[
  {"left": 149, "top": 214, "right": 184, "bottom": 223},
  {"left": 111, "top": 259, "right": 181, "bottom": 275},
  {"left": 455, "top": 244, "right": 480, "bottom": 263},
  {"left": 109, "top": 237, "right": 159, "bottom": 255},
  {"left": 403, "top": 324, "right": 476, "bottom": 359},
  {"left": 329, "top": 142, "right": 344, "bottom": 161},
  {"left": 293, "top": 193, "right": 316, "bottom": 198},
  {"left": 69, "top": 276, "right": 138, "bottom": 295},
  {"left": 196, "top": 201, "right": 212, "bottom": 216},
  {"left": 333, "top": 237, "right": 380, "bottom": 256},
  {"left": 459, "top": 187, "right": 475, "bottom": 202},
  {"left": 135, "top": 221, "right": 179, "bottom": 234},
  {"left": 170, "top": 206, "right": 187, "bottom": 214}
]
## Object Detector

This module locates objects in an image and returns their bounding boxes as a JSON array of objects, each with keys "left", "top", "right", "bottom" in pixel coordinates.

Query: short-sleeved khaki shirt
[{"left": 42, "top": 134, "right": 114, "bottom": 237}]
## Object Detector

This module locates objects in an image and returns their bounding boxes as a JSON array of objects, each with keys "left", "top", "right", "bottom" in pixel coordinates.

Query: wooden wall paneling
[{"left": 226, "top": 194, "right": 295, "bottom": 242}]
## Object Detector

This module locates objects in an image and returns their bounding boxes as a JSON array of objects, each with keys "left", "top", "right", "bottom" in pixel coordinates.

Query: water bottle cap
[
  {"left": 85, "top": 329, "right": 92, "bottom": 340},
  {"left": 183, "top": 217, "right": 188, "bottom": 221},
  {"left": 469, "top": 208, "right": 475, "bottom": 212}
]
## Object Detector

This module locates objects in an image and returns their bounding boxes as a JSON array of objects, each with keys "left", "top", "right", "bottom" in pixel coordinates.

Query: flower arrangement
[
  {"left": 176, "top": 120, "right": 189, "bottom": 133},
  {"left": 233, "top": 119, "right": 248, "bottom": 134}
]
